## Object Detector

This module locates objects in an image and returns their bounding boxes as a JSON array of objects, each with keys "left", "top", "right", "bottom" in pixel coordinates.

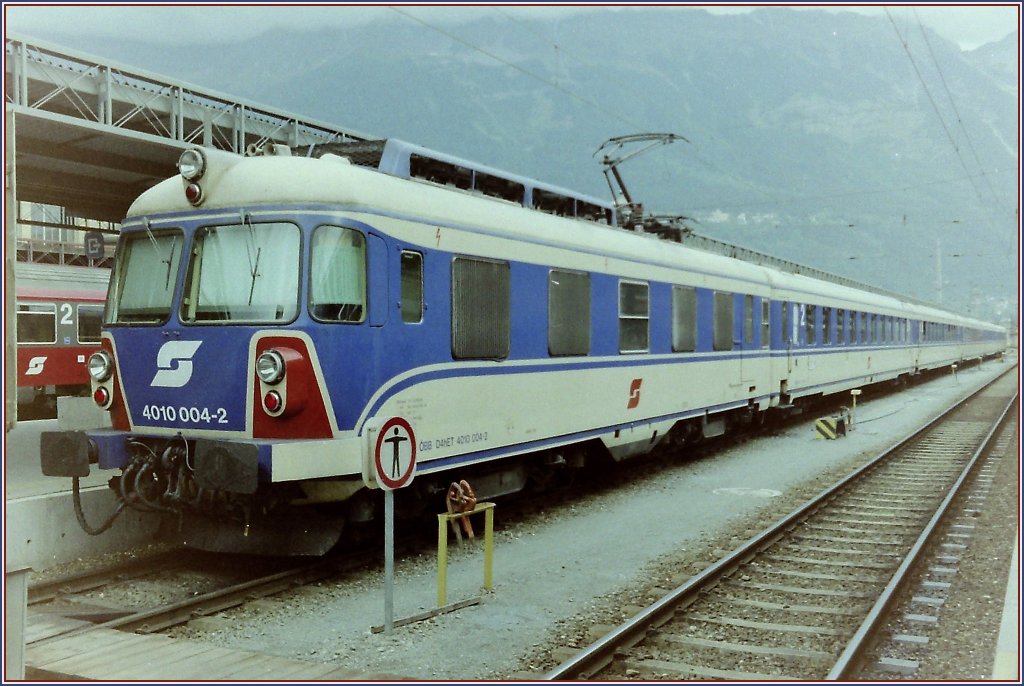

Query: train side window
[
  {"left": 452, "top": 257, "right": 510, "bottom": 360},
  {"left": 17, "top": 303, "right": 56, "bottom": 343},
  {"left": 822, "top": 306, "right": 832, "bottom": 345},
  {"left": 549, "top": 270, "right": 590, "bottom": 356},
  {"left": 844, "top": 310, "right": 852, "bottom": 344},
  {"left": 805, "top": 304, "right": 816, "bottom": 346},
  {"left": 672, "top": 285, "right": 697, "bottom": 352},
  {"left": 619, "top": 281, "right": 649, "bottom": 353},
  {"left": 713, "top": 291, "right": 733, "bottom": 351},
  {"left": 309, "top": 226, "right": 366, "bottom": 323},
  {"left": 400, "top": 251, "right": 423, "bottom": 324},
  {"left": 761, "top": 299, "right": 770, "bottom": 349},
  {"left": 743, "top": 295, "right": 754, "bottom": 345},
  {"left": 77, "top": 305, "right": 104, "bottom": 343}
]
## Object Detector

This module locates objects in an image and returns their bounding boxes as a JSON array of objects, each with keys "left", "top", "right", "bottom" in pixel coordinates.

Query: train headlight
[
  {"left": 177, "top": 148, "right": 207, "bottom": 181},
  {"left": 256, "top": 350, "right": 286, "bottom": 384},
  {"left": 87, "top": 351, "right": 113, "bottom": 382}
]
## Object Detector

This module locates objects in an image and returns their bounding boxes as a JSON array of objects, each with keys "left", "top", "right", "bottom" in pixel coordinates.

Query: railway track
[
  {"left": 544, "top": 366, "right": 1017, "bottom": 681},
  {"left": 28, "top": 549, "right": 188, "bottom": 606},
  {"left": 26, "top": 545, "right": 392, "bottom": 647}
]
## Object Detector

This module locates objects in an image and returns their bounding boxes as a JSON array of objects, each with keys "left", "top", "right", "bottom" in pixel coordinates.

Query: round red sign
[{"left": 374, "top": 417, "right": 417, "bottom": 490}]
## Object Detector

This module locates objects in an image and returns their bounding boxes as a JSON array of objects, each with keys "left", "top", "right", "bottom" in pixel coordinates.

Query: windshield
[
  {"left": 107, "top": 230, "right": 184, "bottom": 324},
  {"left": 181, "top": 221, "right": 300, "bottom": 323}
]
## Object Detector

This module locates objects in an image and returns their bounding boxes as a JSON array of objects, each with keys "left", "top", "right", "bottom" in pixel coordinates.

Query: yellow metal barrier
[{"left": 437, "top": 502, "right": 495, "bottom": 607}]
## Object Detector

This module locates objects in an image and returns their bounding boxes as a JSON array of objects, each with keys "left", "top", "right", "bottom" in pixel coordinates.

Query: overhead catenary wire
[
  {"left": 389, "top": 6, "right": 785, "bottom": 203},
  {"left": 881, "top": 10, "right": 1017, "bottom": 283},
  {"left": 914, "top": 9, "right": 1015, "bottom": 223},
  {"left": 392, "top": 7, "right": 1013, "bottom": 234},
  {"left": 387, "top": 4, "right": 1018, "bottom": 314},
  {"left": 884, "top": 8, "right": 990, "bottom": 210}
]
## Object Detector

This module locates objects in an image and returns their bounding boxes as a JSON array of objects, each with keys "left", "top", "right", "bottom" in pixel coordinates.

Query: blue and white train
[{"left": 42, "top": 139, "right": 1007, "bottom": 554}]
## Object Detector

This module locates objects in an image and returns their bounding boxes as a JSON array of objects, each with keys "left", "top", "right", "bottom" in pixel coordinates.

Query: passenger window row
[{"left": 432, "top": 258, "right": 981, "bottom": 361}]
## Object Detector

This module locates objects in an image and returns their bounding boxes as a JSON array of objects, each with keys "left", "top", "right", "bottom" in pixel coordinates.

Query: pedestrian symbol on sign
[{"left": 384, "top": 427, "right": 407, "bottom": 478}]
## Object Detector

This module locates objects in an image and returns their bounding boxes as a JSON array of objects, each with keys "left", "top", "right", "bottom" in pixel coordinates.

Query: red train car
[{"left": 15, "top": 263, "right": 110, "bottom": 417}]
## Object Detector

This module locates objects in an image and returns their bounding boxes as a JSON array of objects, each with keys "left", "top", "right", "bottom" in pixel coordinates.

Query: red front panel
[
  {"left": 252, "top": 336, "right": 333, "bottom": 440},
  {"left": 16, "top": 345, "right": 99, "bottom": 388}
]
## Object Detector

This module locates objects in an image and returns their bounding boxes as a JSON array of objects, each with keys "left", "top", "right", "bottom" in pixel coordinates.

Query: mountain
[
  {"left": 15, "top": 8, "right": 1020, "bottom": 323},
  {"left": 964, "top": 29, "right": 1019, "bottom": 89}
]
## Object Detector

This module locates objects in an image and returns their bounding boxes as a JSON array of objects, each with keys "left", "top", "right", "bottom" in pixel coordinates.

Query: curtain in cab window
[{"left": 310, "top": 226, "right": 367, "bottom": 323}]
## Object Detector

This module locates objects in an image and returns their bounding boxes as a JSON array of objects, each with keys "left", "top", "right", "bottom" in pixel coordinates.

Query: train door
[
  {"left": 912, "top": 319, "right": 921, "bottom": 371},
  {"left": 759, "top": 297, "right": 770, "bottom": 405},
  {"left": 367, "top": 233, "right": 390, "bottom": 327},
  {"left": 787, "top": 302, "right": 802, "bottom": 375},
  {"left": 712, "top": 291, "right": 740, "bottom": 391},
  {"left": 739, "top": 294, "right": 756, "bottom": 390}
]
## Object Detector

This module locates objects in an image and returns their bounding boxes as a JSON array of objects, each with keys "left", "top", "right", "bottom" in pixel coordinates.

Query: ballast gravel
[{"left": 39, "top": 359, "right": 1018, "bottom": 680}]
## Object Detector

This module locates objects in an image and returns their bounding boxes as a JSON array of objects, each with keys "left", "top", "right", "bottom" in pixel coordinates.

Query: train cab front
[{"left": 39, "top": 193, "right": 364, "bottom": 555}]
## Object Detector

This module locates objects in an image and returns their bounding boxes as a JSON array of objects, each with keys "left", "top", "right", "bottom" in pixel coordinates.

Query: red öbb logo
[{"left": 627, "top": 378, "right": 643, "bottom": 409}]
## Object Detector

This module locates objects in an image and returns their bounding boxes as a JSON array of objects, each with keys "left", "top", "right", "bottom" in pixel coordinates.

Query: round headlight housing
[
  {"left": 256, "top": 350, "right": 286, "bottom": 385},
  {"left": 177, "top": 148, "right": 207, "bottom": 181},
  {"left": 87, "top": 351, "right": 113, "bottom": 382}
]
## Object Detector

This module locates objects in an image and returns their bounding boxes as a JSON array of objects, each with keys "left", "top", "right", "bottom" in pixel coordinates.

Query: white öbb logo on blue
[{"left": 151, "top": 341, "right": 203, "bottom": 388}]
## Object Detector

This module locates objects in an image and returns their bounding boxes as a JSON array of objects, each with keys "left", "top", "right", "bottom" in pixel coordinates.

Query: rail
[{"left": 543, "top": 364, "right": 1018, "bottom": 680}]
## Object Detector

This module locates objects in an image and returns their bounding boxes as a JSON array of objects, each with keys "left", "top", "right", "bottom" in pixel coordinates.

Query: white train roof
[
  {"left": 15, "top": 262, "right": 110, "bottom": 291},
  {"left": 127, "top": 148, "right": 1003, "bottom": 333}
]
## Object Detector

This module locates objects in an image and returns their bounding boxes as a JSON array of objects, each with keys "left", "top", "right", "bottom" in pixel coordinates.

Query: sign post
[
  {"left": 367, "top": 417, "right": 417, "bottom": 634},
  {"left": 383, "top": 489, "right": 395, "bottom": 632}
]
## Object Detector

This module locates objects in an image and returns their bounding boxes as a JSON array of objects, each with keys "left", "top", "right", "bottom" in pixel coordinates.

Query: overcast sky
[{"left": 5, "top": 3, "right": 1020, "bottom": 51}]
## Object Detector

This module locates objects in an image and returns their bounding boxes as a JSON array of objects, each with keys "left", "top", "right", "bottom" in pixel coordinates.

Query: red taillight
[
  {"left": 184, "top": 183, "right": 203, "bottom": 205},
  {"left": 93, "top": 387, "right": 110, "bottom": 407},
  {"left": 263, "top": 390, "right": 283, "bottom": 414}
]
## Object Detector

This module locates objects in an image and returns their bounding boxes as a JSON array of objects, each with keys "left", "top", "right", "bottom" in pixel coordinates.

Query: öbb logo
[
  {"left": 25, "top": 356, "right": 47, "bottom": 376},
  {"left": 151, "top": 341, "right": 203, "bottom": 388},
  {"left": 627, "top": 378, "right": 643, "bottom": 409}
]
